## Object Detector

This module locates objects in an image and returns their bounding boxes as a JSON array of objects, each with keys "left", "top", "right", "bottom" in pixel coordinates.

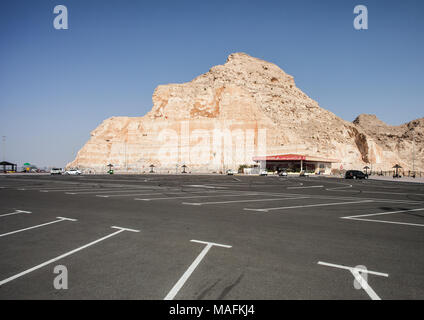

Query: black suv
[{"left": 345, "top": 170, "right": 368, "bottom": 179}]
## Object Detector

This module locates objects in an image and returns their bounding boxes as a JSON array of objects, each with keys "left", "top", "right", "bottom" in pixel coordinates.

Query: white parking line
[
  {"left": 318, "top": 261, "right": 388, "bottom": 300},
  {"left": 0, "top": 210, "right": 32, "bottom": 218},
  {"left": 184, "top": 185, "right": 227, "bottom": 189},
  {"left": 341, "top": 208, "right": 424, "bottom": 227},
  {"left": 287, "top": 185, "right": 324, "bottom": 189},
  {"left": 39, "top": 188, "right": 124, "bottom": 193},
  {"left": 65, "top": 188, "right": 155, "bottom": 195},
  {"left": 329, "top": 190, "right": 424, "bottom": 196},
  {"left": 96, "top": 190, "right": 214, "bottom": 198},
  {"left": 97, "top": 192, "right": 161, "bottom": 198},
  {"left": 0, "top": 217, "right": 77, "bottom": 238},
  {"left": 16, "top": 185, "right": 90, "bottom": 190},
  {"left": 2, "top": 185, "right": 43, "bottom": 190},
  {"left": 260, "top": 192, "right": 423, "bottom": 205},
  {"left": 0, "top": 226, "right": 139, "bottom": 286},
  {"left": 318, "top": 261, "right": 389, "bottom": 277},
  {"left": 326, "top": 184, "right": 353, "bottom": 191},
  {"left": 182, "top": 196, "right": 310, "bottom": 206},
  {"left": 135, "top": 193, "right": 260, "bottom": 201},
  {"left": 164, "top": 240, "right": 231, "bottom": 300},
  {"left": 243, "top": 200, "right": 374, "bottom": 212}
]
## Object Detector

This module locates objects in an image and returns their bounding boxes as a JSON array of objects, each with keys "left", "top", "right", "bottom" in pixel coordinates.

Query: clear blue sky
[{"left": 0, "top": 0, "right": 423, "bottom": 167}]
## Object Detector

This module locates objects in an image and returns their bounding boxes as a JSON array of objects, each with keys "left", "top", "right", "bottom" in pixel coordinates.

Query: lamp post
[
  {"left": 1, "top": 136, "right": 5, "bottom": 161},
  {"left": 412, "top": 131, "right": 415, "bottom": 175},
  {"left": 181, "top": 164, "right": 187, "bottom": 174}
]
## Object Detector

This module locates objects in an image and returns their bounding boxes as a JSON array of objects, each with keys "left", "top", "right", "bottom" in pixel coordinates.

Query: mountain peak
[{"left": 353, "top": 114, "right": 389, "bottom": 127}]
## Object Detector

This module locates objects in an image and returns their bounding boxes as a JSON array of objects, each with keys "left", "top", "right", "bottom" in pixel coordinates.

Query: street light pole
[
  {"left": 124, "top": 141, "right": 127, "bottom": 172},
  {"left": 2, "top": 136, "right": 5, "bottom": 161},
  {"left": 412, "top": 131, "right": 415, "bottom": 174}
]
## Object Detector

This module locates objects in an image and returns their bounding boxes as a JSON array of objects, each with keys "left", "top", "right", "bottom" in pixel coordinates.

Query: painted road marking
[
  {"left": 182, "top": 196, "right": 310, "bottom": 206},
  {"left": 326, "top": 184, "right": 353, "bottom": 191},
  {"left": 243, "top": 200, "right": 374, "bottom": 212},
  {"left": 17, "top": 185, "right": 91, "bottom": 190},
  {"left": 184, "top": 185, "right": 227, "bottom": 189},
  {"left": 39, "top": 188, "right": 124, "bottom": 193},
  {"left": 97, "top": 192, "right": 162, "bottom": 198},
  {"left": 110, "top": 226, "right": 140, "bottom": 233},
  {"left": 13, "top": 183, "right": 107, "bottom": 190},
  {"left": 318, "top": 261, "right": 388, "bottom": 300},
  {"left": 287, "top": 185, "right": 324, "bottom": 189},
  {"left": 65, "top": 188, "right": 154, "bottom": 195},
  {"left": 341, "top": 208, "right": 424, "bottom": 227},
  {"left": 0, "top": 217, "right": 77, "bottom": 238},
  {"left": 29, "top": 184, "right": 140, "bottom": 191},
  {"left": 164, "top": 240, "right": 231, "bottom": 300},
  {"left": 0, "top": 210, "right": 32, "bottom": 218},
  {"left": 328, "top": 189, "right": 424, "bottom": 196},
  {"left": 248, "top": 192, "right": 423, "bottom": 205},
  {"left": 0, "top": 226, "right": 139, "bottom": 286},
  {"left": 96, "top": 190, "right": 217, "bottom": 198},
  {"left": 136, "top": 193, "right": 260, "bottom": 201},
  {"left": 5, "top": 186, "right": 43, "bottom": 190}
]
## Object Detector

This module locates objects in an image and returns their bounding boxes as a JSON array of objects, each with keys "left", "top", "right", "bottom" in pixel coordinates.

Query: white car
[
  {"left": 259, "top": 170, "right": 268, "bottom": 176},
  {"left": 64, "top": 169, "right": 82, "bottom": 175},
  {"left": 279, "top": 171, "right": 288, "bottom": 177},
  {"left": 226, "top": 169, "right": 237, "bottom": 175},
  {"left": 50, "top": 168, "right": 63, "bottom": 175}
]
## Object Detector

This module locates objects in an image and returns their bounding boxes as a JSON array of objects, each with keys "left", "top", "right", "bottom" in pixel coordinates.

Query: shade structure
[
  {"left": 0, "top": 161, "right": 17, "bottom": 173},
  {"left": 392, "top": 164, "right": 402, "bottom": 177}
]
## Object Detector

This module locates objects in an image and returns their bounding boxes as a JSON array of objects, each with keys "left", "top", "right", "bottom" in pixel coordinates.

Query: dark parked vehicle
[{"left": 345, "top": 170, "right": 368, "bottom": 179}]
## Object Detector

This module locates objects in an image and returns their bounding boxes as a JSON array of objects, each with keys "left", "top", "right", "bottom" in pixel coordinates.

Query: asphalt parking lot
[{"left": 0, "top": 174, "right": 423, "bottom": 300}]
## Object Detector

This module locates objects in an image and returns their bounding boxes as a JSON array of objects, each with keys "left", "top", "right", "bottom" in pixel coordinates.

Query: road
[{"left": 0, "top": 174, "right": 423, "bottom": 299}]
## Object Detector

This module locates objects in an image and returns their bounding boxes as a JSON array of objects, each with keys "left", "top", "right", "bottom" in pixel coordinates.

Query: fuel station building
[{"left": 252, "top": 154, "right": 339, "bottom": 174}]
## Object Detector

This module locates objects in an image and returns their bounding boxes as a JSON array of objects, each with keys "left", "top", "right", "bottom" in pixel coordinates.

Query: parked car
[
  {"left": 259, "top": 170, "right": 268, "bottom": 176},
  {"left": 50, "top": 168, "right": 63, "bottom": 175},
  {"left": 226, "top": 169, "right": 236, "bottom": 175},
  {"left": 64, "top": 169, "right": 82, "bottom": 175},
  {"left": 345, "top": 170, "right": 368, "bottom": 179},
  {"left": 279, "top": 171, "right": 288, "bottom": 177}
]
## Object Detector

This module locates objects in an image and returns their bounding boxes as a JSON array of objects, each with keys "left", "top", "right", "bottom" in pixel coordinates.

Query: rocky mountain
[
  {"left": 67, "top": 53, "right": 422, "bottom": 173},
  {"left": 354, "top": 114, "right": 423, "bottom": 172}
]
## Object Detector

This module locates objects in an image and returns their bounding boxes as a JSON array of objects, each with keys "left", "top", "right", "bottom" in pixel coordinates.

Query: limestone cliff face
[
  {"left": 354, "top": 114, "right": 424, "bottom": 172},
  {"left": 67, "top": 53, "right": 421, "bottom": 173}
]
